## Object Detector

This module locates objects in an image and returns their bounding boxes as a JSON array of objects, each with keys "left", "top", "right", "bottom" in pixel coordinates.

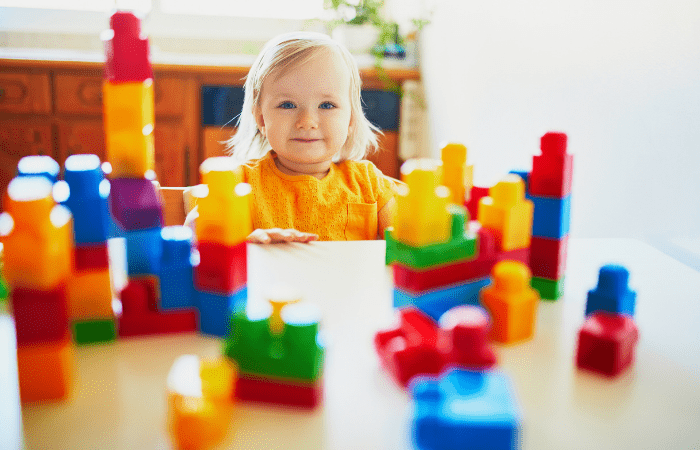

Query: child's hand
[{"left": 247, "top": 228, "right": 319, "bottom": 244}]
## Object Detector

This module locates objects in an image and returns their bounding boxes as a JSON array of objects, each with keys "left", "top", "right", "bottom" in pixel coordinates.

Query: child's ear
[{"left": 254, "top": 106, "right": 266, "bottom": 137}]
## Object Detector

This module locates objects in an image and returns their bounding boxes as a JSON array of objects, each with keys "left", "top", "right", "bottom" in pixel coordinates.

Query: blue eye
[
  {"left": 319, "top": 102, "right": 336, "bottom": 110},
  {"left": 278, "top": 101, "right": 295, "bottom": 109}
]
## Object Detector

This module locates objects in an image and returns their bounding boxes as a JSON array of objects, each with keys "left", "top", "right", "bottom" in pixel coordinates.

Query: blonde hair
[{"left": 226, "top": 31, "right": 381, "bottom": 163}]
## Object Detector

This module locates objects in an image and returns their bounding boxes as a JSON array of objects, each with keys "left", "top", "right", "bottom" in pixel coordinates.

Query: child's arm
[{"left": 247, "top": 228, "right": 318, "bottom": 244}]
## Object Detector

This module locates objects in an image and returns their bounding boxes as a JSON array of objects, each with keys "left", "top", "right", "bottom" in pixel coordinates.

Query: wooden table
[{"left": 7, "top": 239, "right": 700, "bottom": 449}]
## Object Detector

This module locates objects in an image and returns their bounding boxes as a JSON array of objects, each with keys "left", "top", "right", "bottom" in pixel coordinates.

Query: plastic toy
[
  {"left": 74, "top": 243, "right": 110, "bottom": 271},
  {"left": 585, "top": 264, "right": 636, "bottom": 316},
  {"left": 478, "top": 174, "right": 534, "bottom": 252},
  {"left": 17, "top": 155, "right": 60, "bottom": 183},
  {"left": 440, "top": 142, "right": 473, "bottom": 205},
  {"left": 125, "top": 228, "right": 163, "bottom": 276},
  {"left": 109, "top": 178, "right": 164, "bottom": 231},
  {"left": 529, "top": 235, "right": 568, "bottom": 281},
  {"left": 159, "top": 226, "right": 195, "bottom": 310},
  {"left": 529, "top": 132, "right": 573, "bottom": 197},
  {"left": 11, "top": 285, "right": 69, "bottom": 346},
  {"left": 16, "top": 338, "right": 74, "bottom": 403},
  {"left": 196, "top": 287, "right": 247, "bottom": 338},
  {"left": 103, "top": 11, "right": 153, "bottom": 82},
  {"left": 411, "top": 368, "right": 521, "bottom": 450},
  {"left": 194, "top": 241, "right": 247, "bottom": 295},
  {"left": 394, "top": 278, "right": 490, "bottom": 322},
  {"left": 480, "top": 260, "right": 540, "bottom": 344},
  {"left": 576, "top": 311, "right": 638, "bottom": 377}
]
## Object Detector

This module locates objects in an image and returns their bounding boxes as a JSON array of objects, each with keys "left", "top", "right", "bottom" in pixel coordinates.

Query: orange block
[
  {"left": 477, "top": 174, "right": 534, "bottom": 251},
  {"left": 67, "top": 267, "right": 115, "bottom": 320},
  {"left": 17, "top": 338, "right": 73, "bottom": 403},
  {"left": 480, "top": 260, "right": 540, "bottom": 344}
]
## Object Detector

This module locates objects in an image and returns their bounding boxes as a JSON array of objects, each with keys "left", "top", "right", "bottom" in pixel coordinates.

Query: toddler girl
[{"left": 188, "top": 31, "right": 400, "bottom": 243}]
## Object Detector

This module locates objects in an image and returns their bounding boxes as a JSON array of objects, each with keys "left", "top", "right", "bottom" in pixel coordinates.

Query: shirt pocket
[{"left": 345, "top": 202, "right": 378, "bottom": 241}]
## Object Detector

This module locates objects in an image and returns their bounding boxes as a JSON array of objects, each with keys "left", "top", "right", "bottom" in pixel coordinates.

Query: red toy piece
[
  {"left": 74, "top": 243, "right": 110, "bottom": 272},
  {"left": 529, "top": 235, "right": 569, "bottom": 280},
  {"left": 465, "top": 186, "right": 489, "bottom": 222},
  {"left": 10, "top": 285, "right": 69, "bottom": 346},
  {"left": 235, "top": 374, "right": 322, "bottom": 409},
  {"left": 576, "top": 311, "right": 638, "bottom": 377},
  {"left": 529, "top": 132, "right": 573, "bottom": 198},
  {"left": 103, "top": 11, "right": 153, "bottom": 82},
  {"left": 194, "top": 241, "right": 247, "bottom": 295},
  {"left": 375, "top": 306, "right": 496, "bottom": 387}
]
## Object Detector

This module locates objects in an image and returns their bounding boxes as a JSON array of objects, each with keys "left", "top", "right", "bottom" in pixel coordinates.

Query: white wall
[{"left": 419, "top": 0, "right": 700, "bottom": 241}]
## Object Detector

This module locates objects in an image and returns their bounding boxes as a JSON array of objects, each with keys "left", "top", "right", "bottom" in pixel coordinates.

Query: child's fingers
[{"left": 247, "top": 229, "right": 317, "bottom": 244}]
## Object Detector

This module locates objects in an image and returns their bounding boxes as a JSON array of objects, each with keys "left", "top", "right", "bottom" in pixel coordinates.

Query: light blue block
[
  {"left": 394, "top": 278, "right": 490, "bottom": 322},
  {"left": 197, "top": 286, "right": 247, "bottom": 337},
  {"left": 411, "top": 368, "right": 521, "bottom": 450},
  {"left": 125, "top": 228, "right": 162, "bottom": 276}
]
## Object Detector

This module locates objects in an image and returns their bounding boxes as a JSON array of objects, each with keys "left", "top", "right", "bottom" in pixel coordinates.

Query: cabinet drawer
[
  {"left": 55, "top": 74, "right": 186, "bottom": 117},
  {"left": 0, "top": 72, "right": 51, "bottom": 114}
]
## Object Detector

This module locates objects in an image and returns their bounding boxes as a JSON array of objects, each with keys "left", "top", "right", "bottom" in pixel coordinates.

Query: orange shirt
[{"left": 241, "top": 151, "right": 398, "bottom": 241}]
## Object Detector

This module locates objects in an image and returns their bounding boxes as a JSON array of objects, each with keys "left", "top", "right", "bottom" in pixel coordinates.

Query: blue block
[
  {"left": 197, "top": 286, "right": 247, "bottom": 337},
  {"left": 529, "top": 194, "right": 571, "bottom": 239},
  {"left": 394, "top": 278, "right": 490, "bottom": 322},
  {"left": 17, "top": 155, "right": 60, "bottom": 183},
  {"left": 411, "top": 368, "right": 521, "bottom": 450},
  {"left": 159, "top": 226, "right": 195, "bottom": 310},
  {"left": 62, "top": 154, "right": 111, "bottom": 244},
  {"left": 585, "top": 264, "right": 636, "bottom": 316},
  {"left": 125, "top": 228, "right": 162, "bottom": 276}
]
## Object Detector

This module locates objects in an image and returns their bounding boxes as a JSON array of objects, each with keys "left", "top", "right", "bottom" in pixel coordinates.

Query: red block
[
  {"left": 11, "top": 285, "right": 69, "bottom": 346},
  {"left": 496, "top": 246, "right": 530, "bottom": 266},
  {"left": 529, "top": 235, "right": 568, "bottom": 280},
  {"left": 104, "top": 11, "right": 153, "bottom": 82},
  {"left": 235, "top": 374, "right": 322, "bottom": 409},
  {"left": 465, "top": 186, "right": 490, "bottom": 221},
  {"left": 195, "top": 241, "right": 247, "bottom": 295},
  {"left": 576, "top": 312, "right": 638, "bottom": 377},
  {"left": 74, "top": 243, "right": 109, "bottom": 272},
  {"left": 529, "top": 132, "right": 573, "bottom": 197},
  {"left": 392, "top": 227, "right": 497, "bottom": 295},
  {"left": 118, "top": 277, "right": 197, "bottom": 337},
  {"left": 374, "top": 306, "right": 496, "bottom": 387}
]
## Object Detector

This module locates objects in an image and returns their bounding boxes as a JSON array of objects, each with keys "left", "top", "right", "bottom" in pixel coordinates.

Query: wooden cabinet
[
  {"left": 0, "top": 72, "right": 51, "bottom": 114},
  {"left": 0, "top": 119, "right": 53, "bottom": 204}
]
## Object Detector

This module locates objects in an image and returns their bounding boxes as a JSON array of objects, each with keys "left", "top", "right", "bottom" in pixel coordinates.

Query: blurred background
[{"left": 1, "top": 0, "right": 699, "bottom": 266}]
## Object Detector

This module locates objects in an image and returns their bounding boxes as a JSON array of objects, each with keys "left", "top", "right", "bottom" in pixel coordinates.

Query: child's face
[{"left": 255, "top": 48, "right": 353, "bottom": 173}]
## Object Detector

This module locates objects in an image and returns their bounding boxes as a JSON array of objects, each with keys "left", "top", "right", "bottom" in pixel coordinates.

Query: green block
[
  {"left": 385, "top": 206, "right": 477, "bottom": 269},
  {"left": 0, "top": 268, "right": 8, "bottom": 301},
  {"left": 223, "top": 309, "right": 324, "bottom": 382},
  {"left": 531, "top": 276, "right": 565, "bottom": 301},
  {"left": 72, "top": 319, "right": 117, "bottom": 345}
]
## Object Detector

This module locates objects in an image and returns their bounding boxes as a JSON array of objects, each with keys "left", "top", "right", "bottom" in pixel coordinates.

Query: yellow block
[
  {"left": 477, "top": 174, "right": 534, "bottom": 251},
  {"left": 392, "top": 158, "right": 451, "bottom": 247},
  {"left": 195, "top": 183, "right": 252, "bottom": 246},
  {"left": 440, "top": 142, "right": 474, "bottom": 205},
  {"left": 480, "top": 260, "right": 539, "bottom": 344},
  {"left": 17, "top": 338, "right": 73, "bottom": 403},
  {"left": 67, "top": 268, "right": 114, "bottom": 320},
  {"left": 200, "top": 157, "right": 243, "bottom": 197},
  {"left": 103, "top": 80, "right": 155, "bottom": 178}
]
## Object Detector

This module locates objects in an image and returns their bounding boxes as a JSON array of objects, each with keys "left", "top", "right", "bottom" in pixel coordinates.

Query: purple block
[{"left": 109, "top": 178, "right": 163, "bottom": 231}]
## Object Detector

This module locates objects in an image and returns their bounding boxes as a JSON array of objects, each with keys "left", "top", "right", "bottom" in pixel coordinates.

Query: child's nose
[{"left": 296, "top": 109, "right": 318, "bottom": 129}]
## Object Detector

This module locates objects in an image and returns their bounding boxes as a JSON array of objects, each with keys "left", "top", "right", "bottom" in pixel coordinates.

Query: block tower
[
  {"left": 102, "top": 11, "right": 197, "bottom": 336},
  {"left": 1, "top": 177, "right": 74, "bottom": 402}
]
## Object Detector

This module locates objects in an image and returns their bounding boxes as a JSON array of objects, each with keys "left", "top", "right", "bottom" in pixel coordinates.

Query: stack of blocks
[
  {"left": 576, "top": 264, "right": 639, "bottom": 377},
  {"left": 223, "top": 291, "right": 325, "bottom": 408},
  {"left": 0, "top": 177, "right": 74, "bottom": 402}
]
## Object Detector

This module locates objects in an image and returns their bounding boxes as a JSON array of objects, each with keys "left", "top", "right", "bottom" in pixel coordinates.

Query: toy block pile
[
  {"left": 576, "top": 264, "right": 639, "bottom": 377},
  {"left": 223, "top": 289, "right": 325, "bottom": 408},
  {"left": 0, "top": 177, "right": 74, "bottom": 402}
]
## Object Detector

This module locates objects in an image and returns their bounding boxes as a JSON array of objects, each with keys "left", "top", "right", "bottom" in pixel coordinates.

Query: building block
[
  {"left": 529, "top": 132, "right": 573, "bottom": 198},
  {"left": 375, "top": 306, "right": 496, "bottom": 387},
  {"left": 10, "top": 285, "right": 69, "bottom": 346},
  {"left": 465, "top": 185, "right": 489, "bottom": 222},
  {"left": 17, "top": 155, "right": 60, "bottom": 183},
  {"left": 529, "top": 235, "right": 568, "bottom": 280},
  {"left": 223, "top": 300, "right": 324, "bottom": 382},
  {"left": 411, "top": 368, "right": 521, "bottom": 450},
  {"left": 103, "top": 81, "right": 156, "bottom": 179},
  {"left": 194, "top": 182, "right": 253, "bottom": 247},
  {"left": 1, "top": 177, "right": 74, "bottom": 291},
  {"left": 74, "top": 243, "right": 110, "bottom": 272},
  {"left": 480, "top": 260, "right": 539, "bottom": 344},
  {"left": 197, "top": 287, "right": 247, "bottom": 338},
  {"left": 478, "top": 174, "right": 534, "bottom": 252},
  {"left": 440, "top": 143, "right": 474, "bottom": 205},
  {"left": 109, "top": 178, "right": 163, "bottom": 231},
  {"left": 531, "top": 276, "right": 564, "bottom": 301},
  {"left": 62, "top": 154, "right": 112, "bottom": 245},
  {"left": 585, "top": 264, "right": 636, "bottom": 317},
  {"left": 576, "top": 311, "right": 638, "bottom": 377},
  {"left": 67, "top": 267, "right": 114, "bottom": 320},
  {"left": 199, "top": 156, "right": 244, "bottom": 196},
  {"left": 17, "top": 338, "right": 73, "bottom": 403},
  {"left": 386, "top": 206, "right": 477, "bottom": 269},
  {"left": 103, "top": 11, "right": 153, "bottom": 82},
  {"left": 0, "top": 270, "right": 7, "bottom": 302},
  {"left": 125, "top": 227, "right": 163, "bottom": 276},
  {"left": 159, "top": 226, "right": 196, "bottom": 310},
  {"left": 392, "top": 158, "right": 452, "bottom": 247},
  {"left": 235, "top": 373, "right": 323, "bottom": 409},
  {"left": 71, "top": 319, "right": 117, "bottom": 345},
  {"left": 529, "top": 194, "right": 571, "bottom": 240},
  {"left": 394, "top": 277, "right": 491, "bottom": 322},
  {"left": 195, "top": 241, "right": 247, "bottom": 295},
  {"left": 167, "top": 355, "right": 236, "bottom": 450}
]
